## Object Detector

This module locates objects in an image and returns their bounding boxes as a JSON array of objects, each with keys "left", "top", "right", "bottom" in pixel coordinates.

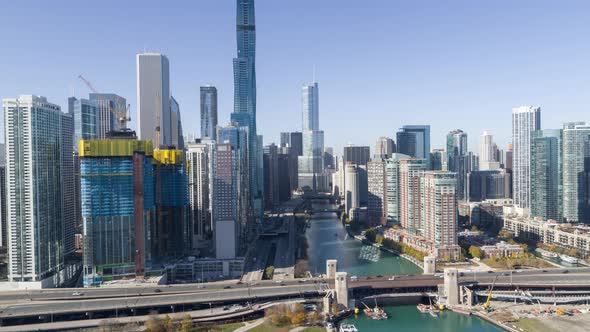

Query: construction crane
[
  {"left": 482, "top": 275, "right": 499, "bottom": 311},
  {"left": 78, "top": 75, "right": 131, "bottom": 129}
]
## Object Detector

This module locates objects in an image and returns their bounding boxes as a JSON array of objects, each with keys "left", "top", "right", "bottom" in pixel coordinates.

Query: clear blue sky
[{"left": 1, "top": 0, "right": 589, "bottom": 153}]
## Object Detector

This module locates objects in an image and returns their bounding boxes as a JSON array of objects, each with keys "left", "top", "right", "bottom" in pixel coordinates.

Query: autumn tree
[
  {"left": 468, "top": 245, "right": 484, "bottom": 259},
  {"left": 180, "top": 315, "right": 193, "bottom": 332}
]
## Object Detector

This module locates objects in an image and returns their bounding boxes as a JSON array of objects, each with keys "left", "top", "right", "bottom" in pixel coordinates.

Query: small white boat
[
  {"left": 339, "top": 324, "right": 359, "bottom": 332},
  {"left": 536, "top": 248, "right": 558, "bottom": 259},
  {"left": 560, "top": 254, "right": 579, "bottom": 264}
]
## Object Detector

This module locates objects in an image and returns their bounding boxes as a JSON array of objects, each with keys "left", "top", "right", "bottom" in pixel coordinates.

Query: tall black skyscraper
[
  {"left": 343, "top": 145, "right": 370, "bottom": 167},
  {"left": 200, "top": 86, "right": 218, "bottom": 140}
]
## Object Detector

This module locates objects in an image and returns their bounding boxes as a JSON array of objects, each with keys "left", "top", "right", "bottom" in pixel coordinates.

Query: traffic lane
[
  {"left": 0, "top": 283, "right": 326, "bottom": 318},
  {"left": 461, "top": 272, "right": 590, "bottom": 285}
]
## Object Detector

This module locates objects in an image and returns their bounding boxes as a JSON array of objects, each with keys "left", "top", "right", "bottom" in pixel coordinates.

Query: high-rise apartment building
[
  {"left": 280, "top": 132, "right": 303, "bottom": 156},
  {"left": 263, "top": 143, "right": 279, "bottom": 210},
  {"left": 563, "top": 122, "right": 590, "bottom": 222},
  {"left": 200, "top": 86, "right": 218, "bottom": 141},
  {"left": 374, "top": 137, "right": 395, "bottom": 160},
  {"left": 512, "top": 106, "right": 541, "bottom": 211},
  {"left": 61, "top": 113, "right": 76, "bottom": 255},
  {"left": 399, "top": 158, "right": 427, "bottom": 234},
  {"left": 68, "top": 97, "right": 98, "bottom": 147},
  {"left": 367, "top": 160, "right": 387, "bottom": 224},
  {"left": 213, "top": 143, "right": 238, "bottom": 259},
  {"left": 421, "top": 171, "right": 460, "bottom": 260},
  {"left": 386, "top": 154, "right": 411, "bottom": 223},
  {"left": 468, "top": 170, "right": 511, "bottom": 202},
  {"left": 137, "top": 53, "right": 171, "bottom": 147},
  {"left": 345, "top": 164, "right": 359, "bottom": 213},
  {"left": 531, "top": 129, "right": 563, "bottom": 221},
  {"left": 429, "top": 149, "right": 446, "bottom": 171},
  {"left": 186, "top": 140, "right": 215, "bottom": 247},
  {"left": 4, "top": 96, "right": 65, "bottom": 283},
  {"left": 446, "top": 129, "right": 468, "bottom": 200}
]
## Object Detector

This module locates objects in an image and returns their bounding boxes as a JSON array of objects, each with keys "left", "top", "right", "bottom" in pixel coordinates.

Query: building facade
[
  {"left": 512, "top": 106, "right": 541, "bottom": 211},
  {"left": 562, "top": 122, "right": 590, "bottom": 223},
  {"left": 397, "top": 125, "right": 431, "bottom": 167},
  {"left": 531, "top": 129, "right": 563, "bottom": 222},
  {"left": 186, "top": 140, "right": 215, "bottom": 247},
  {"left": 200, "top": 86, "right": 218, "bottom": 141},
  {"left": 374, "top": 137, "right": 395, "bottom": 160},
  {"left": 367, "top": 161, "right": 387, "bottom": 224},
  {"left": 137, "top": 53, "right": 171, "bottom": 147},
  {"left": 399, "top": 158, "right": 427, "bottom": 234}
]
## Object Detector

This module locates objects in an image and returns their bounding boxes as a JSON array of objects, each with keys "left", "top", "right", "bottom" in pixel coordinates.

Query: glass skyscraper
[
  {"left": 562, "top": 122, "right": 590, "bottom": 222},
  {"left": 233, "top": 0, "right": 262, "bottom": 217},
  {"left": 200, "top": 86, "right": 218, "bottom": 141},
  {"left": 512, "top": 106, "right": 541, "bottom": 210},
  {"left": 396, "top": 125, "right": 431, "bottom": 167},
  {"left": 531, "top": 129, "right": 563, "bottom": 221},
  {"left": 298, "top": 82, "right": 326, "bottom": 191}
]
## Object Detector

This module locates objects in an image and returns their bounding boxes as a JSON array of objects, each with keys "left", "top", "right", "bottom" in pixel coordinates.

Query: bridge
[{"left": 3, "top": 261, "right": 590, "bottom": 330}]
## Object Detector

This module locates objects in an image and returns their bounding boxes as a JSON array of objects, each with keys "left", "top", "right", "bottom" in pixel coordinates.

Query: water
[{"left": 306, "top": 202, "right": 503, "bottom": 332}]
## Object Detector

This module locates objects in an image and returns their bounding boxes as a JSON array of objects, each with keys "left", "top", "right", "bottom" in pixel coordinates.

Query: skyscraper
[
  {"left": 480, "top": 131, "right": 500, "bottom": 170},
  {"left": 396, "top": 125, "right": 431, "bottom": 166},
  {"left": 531, "top": 129, "right": 563, "bottom": 221},
  {"left": 446, "top": 129, "right": 468, "bottom": 200},
  {"left": 186, "top": 140, "right": 215, "bottom": 247},
  {"left": 4, "top": 95, "right": 65, "bottom": 283},
  {"left": 367, "top": 160, "right": 387, "bottom": 224},
  {"left": 343, "top": 145, "right": 371, "bottom": 166},
  {"left": 386, "top": 154, "right": 411, "bottom": 223},
  {"left": 88, "top": 93, "right": 127, "bottom": 138},
  {"left": 200, "top": 86, "right": 218, "bottom": 141},
  {"left": 137, "top": 53, "right": 171, "bottom": 147},
  {"left": 68, "top": 97, "right": 98, "bottom": 147},
  {"left": 512, "top": 106, "right": 541, "bottom": 211},
  {"left": 298, "top": 82, "right": 326, "bottom": 191},
  {"left": 280, "top": 132, "right": 303, "bottom": 156},
  {"left": 562, "top": 122, "right": 590, "bottom": 222},
  {"left": 170, "top": 96, "right": 184, "bottom": 149},
  {"left": 61, "top": 113, "right": 76, "bottom": 255},
  {"left": 213, "top": 143, "right": 238, "bottom": 259},
  {"left": 233, "top": 0, "right": 262, "bottom": 217},
  {"left": 79, "top": 133, "right": 155, "bottom": 286},
  {"left": 399, "top": 158, "right": 427, "bottom": 234},
  {"left": 374, "top": 137, "right": 395, "bottom": 160},
  {"left": 263, "top": 143, "right": 279, "bottom": 210},
  {"left": 345, "top": 164, "right": 359, "bottom": 213}
]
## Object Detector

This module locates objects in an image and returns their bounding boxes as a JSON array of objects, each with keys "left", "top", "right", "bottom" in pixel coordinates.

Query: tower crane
[{"left": 78, "top": 75, "right": 131, "bottom": 129}]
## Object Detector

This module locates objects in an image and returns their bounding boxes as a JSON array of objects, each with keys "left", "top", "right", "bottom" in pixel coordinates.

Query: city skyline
[{"left": 1, "top": 1, "right": 590, "bottom": 152}]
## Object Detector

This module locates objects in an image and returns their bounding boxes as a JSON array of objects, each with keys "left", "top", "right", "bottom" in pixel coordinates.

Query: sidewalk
[{"left": 234, "top": 318, "right": 265, "bottom": 332}]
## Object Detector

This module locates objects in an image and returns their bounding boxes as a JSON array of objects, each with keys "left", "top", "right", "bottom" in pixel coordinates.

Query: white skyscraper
[
  {"left": 298, "top": 82, "right": 327, "bottom": 191},
  {"left": 345, "top": 164, "right": 359, "bottom": 212},
  {"left": 186, "top": 140, "right": 215, "bottom": 247},
  {"left": 512, "top": 106, "right": 541, "bottom": 211},
  {"left": 4, "top": 95, "right": 66, "bottom": 284},
  {"left": 137, "top": 53, "right": 171, "bottom": 147},
  {"left": 480, "top": 131, "right": 500, "bottom": 170}
]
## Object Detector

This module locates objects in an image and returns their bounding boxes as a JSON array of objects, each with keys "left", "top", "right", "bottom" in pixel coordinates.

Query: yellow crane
[
  {"left": 482, "top": 275, "right": 499, "bottom": 311},
  {"left": 78, "top": 75, "right": 131, "bottom": 129}
]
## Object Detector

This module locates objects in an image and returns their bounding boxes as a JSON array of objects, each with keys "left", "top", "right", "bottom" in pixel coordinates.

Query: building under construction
[
  {"left": 153, "top": 148, "right": 190, "bottom": 259},
  {"left": 79, "top": 130, "right": 155, "bottom": 287}
]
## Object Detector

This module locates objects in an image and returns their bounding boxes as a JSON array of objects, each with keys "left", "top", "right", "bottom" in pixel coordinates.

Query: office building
[
  {"left": 480, "top": 131, "right": 500, "bottom": 170},
  {"left": 468, "top": 170, "right": 511, "bottom": 202},
  {"left": 512, "top": 106, "right": 541, "bottom": 211},
  {"left": 263, "top": 143, "right": 279, "bottom": 210},
  {"left": 137, "top": 53, "right": 171, "bottom": 147},
  {"left": 324, "top": 147, "right": 335, "bottom": 170},
  {"left": 343, "top": 145, "right": 370, "bottom": 167},
  {"left": 430, "top": 148, "right": 445, "bottom": 171},
  {"left": 213, "top": 143, "right": 238, "bottom": 259},
  {"left": 68, "top": 97, "right": 98, "bottom": 147},
  {"left": 397, "top": 125, "right": 431, "bottom": 167},
  {"left": 446, "top": 129, "right": 468, "bottom": 200},
  {"left": 278, "top": 147, "right": 297, "bottom": 202},
  {"left": 367, "top": 160, "right": 387, "bottom": 224},
  {"left": 200, "top": 86, "right": 218, "bottom": 141},
  {"left": 374, "top": 137, "right": 395, "bottom": 160},
  {"left": 154, "top": 149, "right": 189, "bottom": 257},
  {"left": 170, "top": 96, "right": 184, "bottom": 150},
  {"left": 88, "top": 93, "right": 127, "bottom": 138},
  {"left": 4, "top": 96, "right": 65, "bottom": 284},
  {"left": 280, "top": 132, "right": 303, "bottom": 156},
  {"left": 298, "top": 82, "right": 327, "bottom": 191},
  {"left": 61, "top": 113, "right": 76, "bottom": 255},
  {"left": 563, "top": 122, "right": 590, "bottom": 222},
  {"left": 186, "top": 140, "right": 215, "bottom": 247},
  {"left": 531, "top": 129, "right": 563, "bottom": 221},
  {"left": 399, "top": 158, "right": 427, "bottom": 234}
]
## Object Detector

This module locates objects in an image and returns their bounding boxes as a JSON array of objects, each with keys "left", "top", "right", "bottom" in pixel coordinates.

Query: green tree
[
  {"left": 468, "top": 245, "right": 484, "bottom": 259},
  {"left": 162, "top": 315, "right": 173, "bottom": 332},
  {"left": 375, "top": 234, "right": 384, "bottom": 245},
  {"left": 180, "top": 315, "right": 193, "bottom": 332},
  {"left": 145, "top": 316, "right": 165, "bottom": 332},
  {"left": 365, "top": 228, "right": 377, "bottom": 242}
]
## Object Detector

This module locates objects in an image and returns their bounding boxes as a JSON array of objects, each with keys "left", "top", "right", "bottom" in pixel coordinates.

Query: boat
[
  {"left": 536, "top": 248, "right": 558, "bottom": 259},
  {"left": 339, "top": 324, "right": 358, "bottom": 332},
  {"left": 560, "top": 254, "right": 579, "bottom": 264},
  {"left": 429, "top": 310, "right": 438, "bottom": 318},
  {"left": 362, "top": 300, "right": 389, "bottom": 320},
  {"left": 417, "top": 303, "right": 430, "bottom": 313}
]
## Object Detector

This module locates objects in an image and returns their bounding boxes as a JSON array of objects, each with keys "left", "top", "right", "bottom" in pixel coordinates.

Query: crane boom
[
  {"left": 78, "top": 75, "right": 130, "bottom": 129},
  {"left": 482, "top": 275, "right": 499, "bottom": 311}
]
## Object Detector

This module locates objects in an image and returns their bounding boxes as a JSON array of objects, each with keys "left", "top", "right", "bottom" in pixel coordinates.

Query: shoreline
[{"left": 349, "top": 233, "right": 425, "bottom": 271}]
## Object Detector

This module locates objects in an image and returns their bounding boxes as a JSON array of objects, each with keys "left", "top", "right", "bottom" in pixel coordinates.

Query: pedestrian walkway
[{"left": 234, "top": 318, "right": 265, "bottom": 332}]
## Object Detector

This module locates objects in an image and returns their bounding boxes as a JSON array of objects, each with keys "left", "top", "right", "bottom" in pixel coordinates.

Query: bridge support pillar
[
  {"left": 335, "top": 272, "right": 349, "bottom": 308},
  {"left": 326, "top": 260, "right": 337, "bottom": 279},
  {"left": 460, "top": 286, "right": 474, "bottom": 306},
  {"left": 423, "top": 256, "right": 436, "bottom": 274},
  {"left": 444, "top": 268, "right": 459, "bottom": 306}
]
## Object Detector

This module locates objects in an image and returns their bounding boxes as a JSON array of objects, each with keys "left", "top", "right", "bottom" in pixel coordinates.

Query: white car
[
  {"left": 388, "top": 276, "right": 395, "bottom": 281},
  {"left": 72, "top": 292, "right": 83, "bottom": 296}
]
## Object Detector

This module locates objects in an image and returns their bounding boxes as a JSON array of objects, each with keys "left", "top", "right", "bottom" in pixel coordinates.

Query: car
[
  {"left": 434, "top": 273, "right": 444, "bottom": 278},
  {"left": 562, "top": 270, "right": 569, "bottom": 274},
  {"left": 72, "top": 292, "right": 83, "bottom": 296},
  {"left": 376, "top": 275, "right": 383, "bottom": 278},
  {"left": 542, "top": 270, "right": 548, "bottom": 273},
  {"left": 459, "top": 273, "right": 464, "bottom": 277},
  {"left": 298, "top": 280, "right": 304, "bottom": 283},
  {"left": 224, "top": 285, "right": 232, "bottom": 289},
  {"left": 280, "top": 283, "right": 286, "bottom": 286},
  {"left": 223, "top": 306, "right": 230, "bottom": 311},
  {"left": 153, "top": 289, "right": 162, "bottom": 293},
  {"left": 350, "top": 276, "right": 358, "bottom": 281},
  {"left": 237, "top": 281, "right": 244, "bottom": 285},
  {"left": 487, "top": 270, "right": 494, "bottom": 273},
  {"left": 388, "top": 276, "right": 395, "bottom": 281}
]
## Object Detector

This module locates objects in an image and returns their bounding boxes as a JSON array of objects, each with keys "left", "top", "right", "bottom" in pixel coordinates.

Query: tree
[
  {"left": 180, "top": 315, "right": 193, "bottom": 332},
  {"left": 468, "top": 245, "right": 484, "bottom": 259},
  {"left": 145, "top": 316, "right": 165, "bottom": 332},
  {"left": 375, "top": 234, "right": 384, "bottom": 245},
  {"left": 265, "top": 266, "right": 275, "bottom": 279},
  {"left": 162, "top": 315, "right": 173, "bottom": 332},
  {"left": 365, "top": 228, "right": 377, "bottom": 242},
  {"left": 294, "top": 260, "right": 310, "bottom": 278}
]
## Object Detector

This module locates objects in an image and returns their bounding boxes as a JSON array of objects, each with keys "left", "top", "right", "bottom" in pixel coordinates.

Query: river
[{"left": 305, "top": 201, "right": 503, "bottom": 332}]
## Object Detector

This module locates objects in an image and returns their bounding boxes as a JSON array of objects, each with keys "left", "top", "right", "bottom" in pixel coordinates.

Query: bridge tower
[
  {"left": 444, "top": 268, "right": 459, "bottom": 306},
  {"left": 335, "top": 271, "right": 349, "bottom": 308},
  {"left": 423, "top": 256, "right": 436, "bottom": 274},
  {"left": 326, "top": 259, "right": 337, "bottom": 279}
]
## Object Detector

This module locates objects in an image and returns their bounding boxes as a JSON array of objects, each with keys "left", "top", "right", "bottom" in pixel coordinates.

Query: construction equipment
[
  {"left": 78, "top": 75, "right": 131, "bottom": 129},
  {"left": 482, "top": 275, "right": 499, "bottom": 311}
]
